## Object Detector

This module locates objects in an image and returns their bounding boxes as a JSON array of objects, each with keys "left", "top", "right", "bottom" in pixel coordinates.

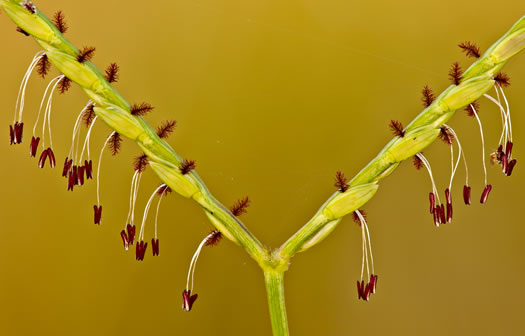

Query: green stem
[{"left": 264, "top": 270, "right": 289, "bottom": 336}]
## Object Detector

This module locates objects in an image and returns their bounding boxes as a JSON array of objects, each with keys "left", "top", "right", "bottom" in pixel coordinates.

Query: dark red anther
[
  {"left": 29, "top": 136, "right": 40, "bottom": 157},
  {"left": 370, "top": 274, "right": 378, "bottom": 294},
  {"left": 67, "top": 171, "right": 75, "bottom": 191},
  {"left": 47, "top": 148, "right": 56, "bottom": 168},
  {"left": 480, "top": 184, "right": 492, "bottom": 204},
  {"left": 126, "top": 224, "right": 136, "bottom": 245},
  {"left": 62, "top": 158, "right": 72, "bottom": 177},
  {"left": 445, "top": 188, "right": 451, "bottom": 205},
  {"left": 120, "top": 230, "right": 129, "bottom": 250},
  {"left": 77, "top": 166, "right": 85, "bottom": 186},
  {"left": 14, "top": 122, "right": 24, "bottom": 144},
  {"left": 93, "top": 205, "right": 102, "bottom": 224},
  {"left": 429, "top": 192, "right": 435, "bottom": 214},
  {"left": 439, "top": 204, "right": 446, "bottom": 225},
  {"left": 182, "top": 289, "right": 198, "bottom": 312},
  {"left": 71, "top": 165, "right": 78, "bottom": 186},
  {"left": 497, "top": 145, "right": 504, "bottom": 162},
  {"left": 84, "top": 160, "right": 93, "bottom": 179},
  {"left": 135, "top": 240, "right": 147, "bottom": 261},
  {"left": 446, "top": 203, "right": 453, "bottom": 223},
  {"left": 152, "top": 238, "right": 159, "bottom": 256},
  {"left": 506, "top": 141, "right": 513, "bottom": 159},
  {"left": 38, "top": 149, "right": 48, "bottom": 168},
  {"left": 9, "top": 125, "right": 14, "bottom": 145},
  {"left": 506, "top": 159, "right": 517, "bottom": 176},
  {"left": 356, "top": 280, "right": 364, "bottom": 300},
  {"left": 463, "top": 185, "right": 471, "bottom": 205},
  {"left": 432, "top": 207, "right": 439, "bottom": 226},
  {"left": 501, "top": 153, "right": 508, "bottom": 174}
]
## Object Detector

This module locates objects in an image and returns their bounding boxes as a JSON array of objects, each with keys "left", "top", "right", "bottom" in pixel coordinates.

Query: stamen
[
  {"left": 416, "top": 153, "right": 442, "bottom": 226},
  {"left": 468, "top": 104, "right": 490, "bottom": 189},
  {"left": 184, "top": 230, "right": 222, "bottom": 310},
  {"left": 137, "top": 184, "right": 166, "bottom": 253},
  {"left": 94, "top": 132, "right": 114, "bottom": 224},
  {"left": 353, "top": 210, "right": 377, "bottom": 302}
]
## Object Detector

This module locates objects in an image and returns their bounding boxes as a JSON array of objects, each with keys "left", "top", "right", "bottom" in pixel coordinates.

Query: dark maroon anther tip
[
  {"left": 38, "top": 149, "right": 48, "bottom": 168},
  {"left": 506, "top": 159, "right": 517, "bottom": 176},
  {"left": 445, "top": 188, "right": 451, "bottom": 205},
  {"left": 506, "top": 141, "right": 513, "bottom": 159},
  {"left": 439, "top": 204, "right": 446, "bottom": 225},
  {"left": 432, "top": 207, "right": 439, "bottom": 226},
  {"left": 14, "top": 122, "right": 24, "bottom": 144},
  {"left": 152, "top": 238, "right": 159, "bottom": 256},
  {"left": 363, "top": 283, "right": 372, "bottom": 301},
  {"left": 120, "top": 230, "right": 129, "bottom": 250},
  {"left": 47, "top": 148, "right": 56, "bottom": 168},
  {"left": 126, "top": 224, "right": 136, "bottom": 245},
  {"left": 370, "top": 274, "right": 378, "bottom": 294},
  {"left": 62, "top": 158, "right": 71, "bottom": 177},
  {"left": 84, "top": 160, "right": 93, "bottom": 179},
  {"left": 501, "top": 153, "right": 508, "bottom": 174},
  {"left": 72, "top": 166, "right": 78, "bottom": 186},
  {"left": 480, "top": 185, "right": 492, "bottom": 204},
  {"left": 29, "top": 136, "right": 40, "bottom": 157},
  {"left": 463, "top": 185, "right": 471, "bottom": 205},
  {"left": 182, "top": 289, "right": 198, "bottom": 312},
  {"left": 135, "top": 241, "right": 147, "bottom": 261},
  {"left": 446, "top": 203, "right": 453, "bottom": 223},
  {"left": 78, "top": 166, "right": 85, "bottom": 186},
  {"left": 356, "top": 281, "right": 364, "bottom": 300},
  {"left": 93, "top": 205, "right": 102, "bottom": 224},
  {"left": 67, "top": 171, "right": 75, "bottom": 191},
  {"left": 9, "top": 125, "right": 14, "bottom": 145},
  {"left": 429, "top": 192, "right": 435, "bottom": 214}
]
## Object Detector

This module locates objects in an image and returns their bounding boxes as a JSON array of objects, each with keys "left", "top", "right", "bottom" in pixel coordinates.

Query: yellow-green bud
[
  {"left": 323, "top": 183, "right": 379, "bottom": 220},
  {"left": 148, "top": 161, "right": 199, "bottom": 199},
  {"left": 93, "top": 106, "right": 144, "bottom": 140},
  {"left": 387, "top": 126, "right": 440, "bottom": 162}
]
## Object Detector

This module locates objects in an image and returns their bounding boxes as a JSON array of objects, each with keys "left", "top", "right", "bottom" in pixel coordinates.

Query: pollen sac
[
  {"left": 10, "top": 122, "right": 24, "bottom": 145},
  {"left": 135, "top": 240, "right": 147, "bottom": 261},
  {"left": 93, "top": 205, "right": 102, "bottom": 224},
  {"left": 38, "top": 149, "right": 48, "bottom": 168},
  {"left": 77, "top": 166, "right": 85, "bottom": 186},
  {"left": 62, "top": 158, "right": 73, "bottom": 177},
  {"left": 29, "top": 136, "right": 40, "bottom": 157},
  {"left": 429, "top": 192, "right": 435, "bottom": 214},
  {"left": 152, "top": 238, "right": 160, "bottom": 256},
  {"left": 463, "top": 185, "right": 471, "bottom": 205},
  {"left": 67, "top": 170, "right": 75, "bottom": 191},
  {"left": 370, "top": 274, "right": 378, "bottom": 294},
  {"left": 445, "top": 189, "right": 453, "bottom": 223},
  {"left": 506, "top": 141, "right": 513, "bottom": 159},
  {"left": 126, "top": 224, "right": 136, "bottom": 246},
  {"left": 480, "top": 185, "right": 492, "bottom": 204},
  {"left": 47, "top": 148, "right": 56, "bottom": 168},
  {"left": 120, "top": 230, "right": 129, "bottom": 250},
  {"left": 501, "top": 153, "right": 508, "bottom": 174},
  {"left": 506, "top": 159, "right": 517, "bottom": 176},
  {"left": 182, "top": 289, "right": 198, "bottom": 312},
  {"left": 84, "top": 160, "right": 93, "bottom": 179}
]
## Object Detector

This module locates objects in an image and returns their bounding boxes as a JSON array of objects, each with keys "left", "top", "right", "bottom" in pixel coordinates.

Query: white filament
[
  {"left": 470, "top": 104, "right": 488, "bottom": 186},
  {"left": 138, "top": 184, "right": 165, "bottom": 241},
  {"left": 484, "top": 92, "right": 509, "bottom": 146},
  {"left": 446, "top": 126, "right": 469, "bottom": 187},
  {"left": 186, "top": 231, "right": 216, "bottom": 291},
  {"left": 355, "top": 210, "right": 374, "bottom": 281},
  {"left": 79, "top": 116, "right": 98, "bottom": 163},
  {"left": 15, "top": 51, "right": 45, "bottom": 123},
  {"left": 34, "top": 75, "right": 62, "bottom": 146},
  {"left": 416, "top": 153, "right": 441, "bottom": 205},
  {"left": 96, "top": 132, "right": 114, "bottom": 205},
  {"left": 125, "top": 171, "right": 139, "bottom": 228},
  {"left": 154, "top": 189, "right": 167, "bottom": 239}
]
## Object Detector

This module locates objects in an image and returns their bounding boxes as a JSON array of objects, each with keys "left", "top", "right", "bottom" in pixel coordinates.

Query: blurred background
[{"left": 1, "top": 1, "right": 524, "bottom": 335}]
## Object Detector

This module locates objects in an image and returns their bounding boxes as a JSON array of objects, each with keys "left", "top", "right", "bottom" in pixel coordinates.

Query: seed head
[
  {"left": 77, "top": 47, "right": 96, "bottom": 63},
  {"left": 134, "top": 154, "right": 148, "bottom": 173},
  {"left": 204, "top": 230, "right": 223, "bottom": 247},
  {"left": 448, "top": 62, "right": 463, "bottom": 85},
  {"left": 389, "top": 120, "right": 405, "bottom": 137},
  {"left": 59, "top": 76, "right": 72, "bottom": 94},
  {"left": 52, "top": 11, "right": 68, "bottom": 34},
  {"left": 130, "top": 102, "right": 154, "bottom": 116},
  {"left": 334, "top": 171, "right": 349, "bottom": 192},
  {"left": 438, "top": 126, "right": 455, "bottom": 145},
  {"left": 104, "top": 63, "right": 119, "bottom": 83},
  {"left": 179, "top": 159, "right": 196, "bottom": 175},
  {"left": 494, "top": 72, "right": 511, "bottom": 88},
  {"left": 230, "top": 196, "right": 251, "bottom": 216},
  {"left": 458, "top": 41, "right": 481, "bottom": 58},
  {"left": 421, "top": 85, "right": 435, "bottom": 108},
  {"left": 108, "top": 132, "right": 122, "bottom": 156},
  {"left": 36, "top": 54, "right": 50, "bottom": 79},
  {"left": 156, "top": 120, "right": 177, "bottom": 139}
]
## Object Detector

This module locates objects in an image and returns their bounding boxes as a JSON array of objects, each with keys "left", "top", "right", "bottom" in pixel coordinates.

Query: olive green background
[{"left": 1, "top": 1, "right": 524, "bottom": 335}]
